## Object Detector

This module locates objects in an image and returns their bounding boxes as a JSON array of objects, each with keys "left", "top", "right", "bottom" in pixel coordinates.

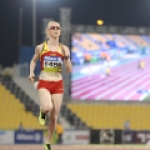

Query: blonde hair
[{"left": 45, "top": 21, "right": 60, "bottom": 39}]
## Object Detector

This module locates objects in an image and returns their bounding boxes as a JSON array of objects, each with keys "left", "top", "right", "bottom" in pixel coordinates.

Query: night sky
[{"left": 1, "top": 0, "right": 150, "bottom": 67}]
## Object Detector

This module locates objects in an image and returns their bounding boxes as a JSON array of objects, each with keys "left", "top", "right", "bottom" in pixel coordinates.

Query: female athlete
[{"left": 29, "top": 21, "right": 72, "bottom": 150}]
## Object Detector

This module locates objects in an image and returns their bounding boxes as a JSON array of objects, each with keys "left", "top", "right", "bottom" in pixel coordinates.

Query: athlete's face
[{"left": 48, "top": 23, "right": 61, "bottom": 38}]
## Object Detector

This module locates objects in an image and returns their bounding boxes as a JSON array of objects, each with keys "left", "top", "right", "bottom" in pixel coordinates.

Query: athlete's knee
[{"left": 41, "top": 104, "right": 52, "bottom": 113}]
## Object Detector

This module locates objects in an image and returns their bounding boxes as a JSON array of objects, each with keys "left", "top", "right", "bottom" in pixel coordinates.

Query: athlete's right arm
[{"left": 29, "top": 45, "right": 42, "bottom": 82}]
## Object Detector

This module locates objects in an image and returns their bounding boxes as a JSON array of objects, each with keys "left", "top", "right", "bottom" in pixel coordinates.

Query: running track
[
  {"left": 0, "top": 145, "right": 150, "bottom": 150},
  {"left": 71, "top": 56, "right": 150, "bottom": 101}
]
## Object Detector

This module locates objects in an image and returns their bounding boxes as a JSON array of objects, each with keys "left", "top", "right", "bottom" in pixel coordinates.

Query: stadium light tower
[{"left": 32, "top": 0, "right": 36, "bottom": 47}]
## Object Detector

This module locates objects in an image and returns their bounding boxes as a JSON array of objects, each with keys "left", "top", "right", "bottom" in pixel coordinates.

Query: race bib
[{"left": 43, "top": 56, "right": 62, "bottom": 68}]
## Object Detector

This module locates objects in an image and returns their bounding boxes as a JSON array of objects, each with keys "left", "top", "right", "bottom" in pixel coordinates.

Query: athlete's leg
[
  {"left": 38, "top": 88, "right": 53, "bottom": 125},
  {"left": 46, "top": 94, "right": 63, "bottom": 142}
]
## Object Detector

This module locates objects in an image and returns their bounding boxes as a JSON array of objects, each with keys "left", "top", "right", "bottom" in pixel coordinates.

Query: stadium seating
[
  {"left": 127, "top": 35, "right": 149, "bottom": 46},
  {"left": 67, "top": 103, "right": 150, "bottom": 130},
  {"left": 60, "top": 104, "right": 87, "bottom": 129},
  {"left": 0, "top": 75, "right": 46, "bottom": 130}
]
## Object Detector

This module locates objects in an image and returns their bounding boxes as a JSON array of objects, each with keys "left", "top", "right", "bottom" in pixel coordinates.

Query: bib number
[
  {"left": 44, "top": 61, "right": 62, "bottom": 68},
  {"left": 43, "top": 56, "right": 62, "bottom": 68}
]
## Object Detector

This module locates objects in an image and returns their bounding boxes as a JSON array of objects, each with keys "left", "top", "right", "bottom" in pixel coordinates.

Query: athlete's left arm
[{"left": 63, "top": 46, "right": 72, "bottom": 73}]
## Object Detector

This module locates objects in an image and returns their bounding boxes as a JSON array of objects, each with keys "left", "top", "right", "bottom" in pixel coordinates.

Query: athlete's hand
[{"left": 28, "top": 74, "right": 35, "bottom": 83}]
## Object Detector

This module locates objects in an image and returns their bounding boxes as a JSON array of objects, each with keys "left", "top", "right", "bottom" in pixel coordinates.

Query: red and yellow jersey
[{"left": 40, "top": 41, "right": 64, "bottom": 72}]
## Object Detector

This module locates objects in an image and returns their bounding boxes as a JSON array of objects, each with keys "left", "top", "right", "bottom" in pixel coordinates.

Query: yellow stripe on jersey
[{"left": 40, "top": 42, "right": 49, "bottom": 56}]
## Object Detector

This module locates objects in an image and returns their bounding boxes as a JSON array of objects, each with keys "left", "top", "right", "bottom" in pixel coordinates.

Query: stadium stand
[
  {"left": 0, "top": 75, "right": 46, "bottom": 130},
  {"left": 127, "top": 35, "right": 149, "bottom": 46},
  {"left": 72, "top": 34, "right": 149, "bottom": 56},
  {"left": 0, "top": 74, "right": 83, "bottom": 130},
  {"left": 60, "top": 104, "right": 87, "bottom": 129},
  {"left": 67, "top": 103, "right": 150, "bottom": 130}
]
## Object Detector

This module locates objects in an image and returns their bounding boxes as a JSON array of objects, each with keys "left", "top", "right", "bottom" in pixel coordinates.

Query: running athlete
[{"left": 28, "top": 21, "right": 72, "bottom": 150}]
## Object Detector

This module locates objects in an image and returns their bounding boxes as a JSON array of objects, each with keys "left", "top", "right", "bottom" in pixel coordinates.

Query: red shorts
[{"left": 37, "top": 80, "right": 64, "bottom": 94}]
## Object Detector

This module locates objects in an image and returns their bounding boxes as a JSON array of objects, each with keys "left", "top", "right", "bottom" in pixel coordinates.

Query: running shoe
[
  {"left": 39, "top": 109, "right": 46, "bottom": 125},
  {"left": 44, "top": 143, "right": 51, "bottom": 150}
]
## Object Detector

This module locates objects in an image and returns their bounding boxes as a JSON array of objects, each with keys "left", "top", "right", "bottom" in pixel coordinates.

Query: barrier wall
[
  {"left": 62, "top": 130, "right": 90, "bottom": 144},
  {"left": 15, "top": 130, "right": 43, "bottom": 144},
  {"left": 123, "top": 130, "right": 150, "bottom": 144},
  {"left": 0, "top": 131, "right": 14, "bottom": 144},
  {"left": 90, "top": 129, "right": 122, "bottom": 144},
  {"left": 0, "top": 129, "right": 149, "bottom": 144},
  {"left": 0, "top": 130, "right": 90, "bottom": 144}
]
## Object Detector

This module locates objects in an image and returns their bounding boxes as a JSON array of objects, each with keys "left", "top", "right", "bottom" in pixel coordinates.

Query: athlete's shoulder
[
  {"left": 60, "top": 43, "right": 67, "bottom": 48},
  {"left": 60, "top": 44, "right": 70, "bottom": 58},
  {"left": 35, "top": 43, "right": 44, "bottom": 54},
  {"left": 60, "top": 43, "right": 69, "bottom": 51},
  {"left": 63, "top": 45, "right": 70, "bottom": 53}
]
